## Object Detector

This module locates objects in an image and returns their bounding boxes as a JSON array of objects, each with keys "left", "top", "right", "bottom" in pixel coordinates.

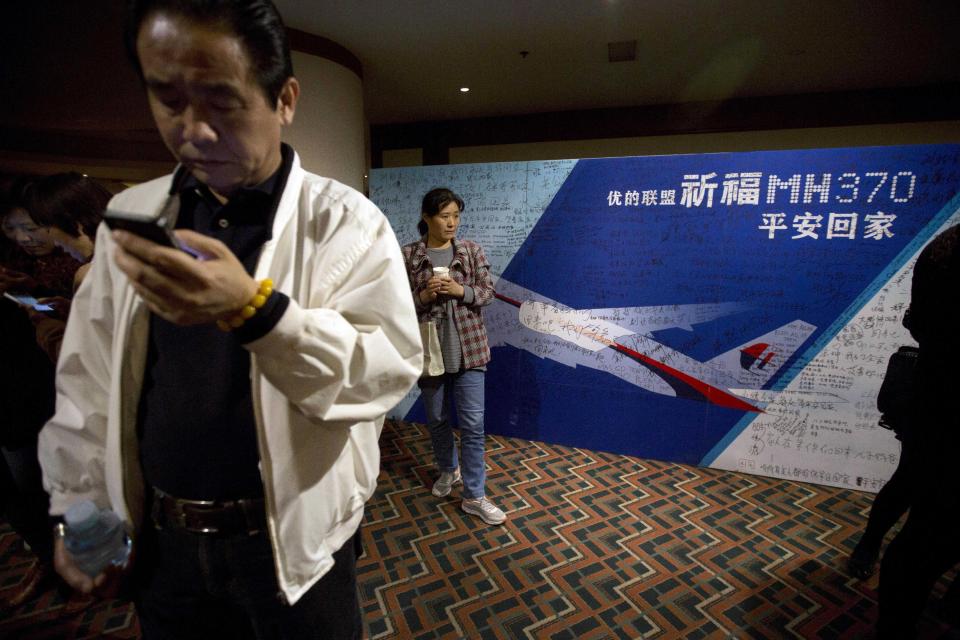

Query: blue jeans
[
  {"left": 134, "top": 522, "right": 362, "bottom": 640},
  {"left": 419, "top": 369, "right": 487, "bottom": 499}
]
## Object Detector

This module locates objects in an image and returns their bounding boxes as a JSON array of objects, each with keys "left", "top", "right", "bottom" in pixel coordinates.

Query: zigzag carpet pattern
[
  {"left": 362, "top": 420, "right": 955, "bottom": 639},
  {"left": 2, "top": 418, "right": 956, "bottom": 638}
]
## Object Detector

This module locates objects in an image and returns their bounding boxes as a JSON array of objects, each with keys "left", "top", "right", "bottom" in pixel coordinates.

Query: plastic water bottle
[{"left": 63, "top": 500, "right": 132, "bottom": 577}]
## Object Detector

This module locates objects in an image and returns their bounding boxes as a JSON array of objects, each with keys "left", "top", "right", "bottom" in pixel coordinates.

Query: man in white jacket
[{"left": 37, "top": 1, "right": 421, "bottom": 638}]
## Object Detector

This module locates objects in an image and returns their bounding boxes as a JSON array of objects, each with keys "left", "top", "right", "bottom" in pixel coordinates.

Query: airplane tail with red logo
[{"left": 706, "top": 319, "right": 816, "bottom": 388}]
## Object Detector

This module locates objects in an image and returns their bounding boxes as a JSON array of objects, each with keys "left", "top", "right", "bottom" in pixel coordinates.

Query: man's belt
[{"left": 151, "top": 488, "right": 267, "bottom": 536}]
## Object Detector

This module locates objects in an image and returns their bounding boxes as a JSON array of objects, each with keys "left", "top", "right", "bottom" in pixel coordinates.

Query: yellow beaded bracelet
[{"left": 216, "top": 278, "right": 274, "bottom": 332}]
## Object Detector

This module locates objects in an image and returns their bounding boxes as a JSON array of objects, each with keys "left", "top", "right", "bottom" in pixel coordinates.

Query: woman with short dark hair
[
  {"left": 26, "top": 172, "right": 110, "bottom": 288},
  {"left": 401, "top": 187, "right": 506, "bottom": 525}
]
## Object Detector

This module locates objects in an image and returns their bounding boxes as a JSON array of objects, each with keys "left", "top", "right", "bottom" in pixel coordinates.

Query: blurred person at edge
[
  {"left": 36, "top": 1, "right": 421, "bottom": 639},
  {"left": 0, "top": 195, "right": 59, "bottom": 610},
  {"left": 401, "top": 188, "right": 507, "bottom": 526},
  {"left": 19, "top": 173, "right": 111, "bottom": 361},
  {"left": 877, "top": 223, "right": 960, "bottom": 638},
  {"left": 1, "top": 181, "right": 82, "bottom": 300},
  {"left": 26, "top": 172, "right": 111, "bottom": 289}
]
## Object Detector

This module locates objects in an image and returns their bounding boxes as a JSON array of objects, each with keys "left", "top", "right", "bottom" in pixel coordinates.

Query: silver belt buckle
[{"left": 176, "top": 498, "right": 219, "bottom": 534}]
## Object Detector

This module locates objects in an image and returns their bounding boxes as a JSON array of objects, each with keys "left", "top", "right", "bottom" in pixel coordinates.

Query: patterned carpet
[{"left": 2, "top": 418, "right": 956, "bottom": 639}]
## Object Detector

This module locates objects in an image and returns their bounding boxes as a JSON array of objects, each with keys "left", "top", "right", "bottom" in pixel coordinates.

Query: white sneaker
[
  {"left": 432, "top": 468, "right": 462, "bottom": 497},
  {"left": 461, "top": 496, "right": 506, "bottom": 525}
]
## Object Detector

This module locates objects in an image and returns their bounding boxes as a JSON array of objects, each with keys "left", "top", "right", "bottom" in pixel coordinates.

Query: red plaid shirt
[{"left": 402, "top": 238, "right": 493, "bottom": 369}]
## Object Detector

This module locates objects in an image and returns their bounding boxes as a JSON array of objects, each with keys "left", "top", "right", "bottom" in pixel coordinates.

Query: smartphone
[
  {"left": 103, "top": 208, "right": 180, "bottom": 249},
  {"left": 103, "top": 208, "right": 205, "bottom": 259},
  {"left": 3, "top": 292, "right": 55, "bottom": 312}
]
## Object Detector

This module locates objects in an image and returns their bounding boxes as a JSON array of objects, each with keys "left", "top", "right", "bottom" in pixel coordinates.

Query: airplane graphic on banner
[{"left": 487, "top": 278, "right": 816, "bottom": 413}]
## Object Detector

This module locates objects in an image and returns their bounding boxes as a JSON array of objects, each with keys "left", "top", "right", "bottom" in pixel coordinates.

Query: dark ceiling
[{"left": 2, "top": 1, "right": 959, "bottom": 170}]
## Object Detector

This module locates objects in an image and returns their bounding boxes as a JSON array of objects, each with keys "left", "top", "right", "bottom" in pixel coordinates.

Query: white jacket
[{"left": 38, "top": 153, "right": 422, "bottom": 604}]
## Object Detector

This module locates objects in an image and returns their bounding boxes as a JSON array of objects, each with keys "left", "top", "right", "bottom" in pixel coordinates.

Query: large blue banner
[{"left": 371, "top": 145, "right": 960, "bottom": 491}]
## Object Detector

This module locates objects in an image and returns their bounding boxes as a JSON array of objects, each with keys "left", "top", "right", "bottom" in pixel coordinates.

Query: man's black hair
[
  {"left": 418, "top": 188, "right": 464, "bottom": 236},
  {"left": 123, "top": 0, "right": 294, "bottom": 105}
]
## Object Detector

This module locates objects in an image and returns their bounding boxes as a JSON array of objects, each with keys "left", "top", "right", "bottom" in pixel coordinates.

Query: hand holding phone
[{"left": 112, "top": 228, "right": 259, "bottom": 326}]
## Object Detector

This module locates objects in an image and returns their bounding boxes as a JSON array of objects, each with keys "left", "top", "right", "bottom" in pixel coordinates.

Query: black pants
[
  {"left": 877, "top": 504, "right": 959, "bottom": 638},
  {"left": 877, "top": 404, "right": 960, "bottom": 638},
  {"left": 134, "top": 523, "right": 363, "bottom": 640},
  {"left": 0, "top": 438, "right": 53, "bottom": 563},
  {"left": 856, "top": 433, "right": 915, "bottom": 557},
  {"left": 0, "top": 301, "right": 55, "bottom": 563}
]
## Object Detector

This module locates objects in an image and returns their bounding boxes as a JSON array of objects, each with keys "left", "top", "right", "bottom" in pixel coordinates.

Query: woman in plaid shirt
[{"left": 401, "top": 188, "right": 506, "bottom": 525}]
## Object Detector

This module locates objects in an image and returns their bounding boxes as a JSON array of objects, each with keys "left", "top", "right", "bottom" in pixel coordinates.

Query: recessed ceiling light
[{"left": 460, "top": 87, "right": 470, "bottom": 93}]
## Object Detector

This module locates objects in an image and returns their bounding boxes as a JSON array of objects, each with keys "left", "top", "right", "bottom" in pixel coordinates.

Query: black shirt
[{"left": 137, "top": 145, "right": 292, "bottom": 500}]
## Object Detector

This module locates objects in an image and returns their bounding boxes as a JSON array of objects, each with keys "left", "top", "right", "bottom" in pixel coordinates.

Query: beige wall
[
  {"left": 1, "top": 51, "right": 366, "bottom": 188},
  {"left": 382, "top": 148, "right": 425, "bottom": 168},
  {"left": 284, "top": 51, "right": 365, "bottom": 190},
  {"left": 384, "top": 120, "right": 960, "bottom": 167}
]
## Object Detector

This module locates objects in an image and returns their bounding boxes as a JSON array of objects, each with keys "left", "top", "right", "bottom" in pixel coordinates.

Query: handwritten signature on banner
[{"left": 606, "top": 170, "right": 918, "bottom": 241}]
